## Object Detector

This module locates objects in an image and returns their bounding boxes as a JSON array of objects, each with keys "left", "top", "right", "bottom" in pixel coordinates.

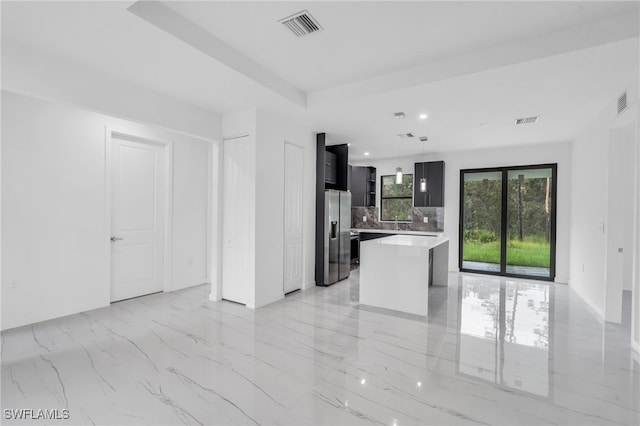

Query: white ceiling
[
  {"left": 2, "top": 1, "right": 639, "bottom": 160},
  {"left": 165, "top": 1, "right": 637, "bottom": 92}
]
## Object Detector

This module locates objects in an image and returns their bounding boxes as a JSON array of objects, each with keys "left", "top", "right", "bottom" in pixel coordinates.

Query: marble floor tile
[{"left": 2, "top": 271, "right": 639, "bottom": 425}]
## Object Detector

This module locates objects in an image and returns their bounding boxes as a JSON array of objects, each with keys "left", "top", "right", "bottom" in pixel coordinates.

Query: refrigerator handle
[{"left": 330, "top": 221, "right": 338, "bottom": 239}]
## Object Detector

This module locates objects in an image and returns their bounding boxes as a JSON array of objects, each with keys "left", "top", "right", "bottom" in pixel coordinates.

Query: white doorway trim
[
  {"left": 104, "top": 126, "right": 174, "bottom": 302},
  {"left": 283, "top": 141, "right": 305, "bottom": 295},
  {"left": 220, "top": 133, "right": 254, "bottom": 306},
  {"left": 208, "top": 138, "right": 223, "bottom": 302}
]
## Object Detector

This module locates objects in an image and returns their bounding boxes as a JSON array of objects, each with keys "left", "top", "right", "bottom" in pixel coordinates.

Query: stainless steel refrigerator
[{"left": 324, "top": 190, "right": 351, "bottom": 285}]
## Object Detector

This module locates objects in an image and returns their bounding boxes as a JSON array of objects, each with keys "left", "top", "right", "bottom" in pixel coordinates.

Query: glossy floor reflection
[{"left": 1, "top": 272, "right": 639, "bottom": 425}]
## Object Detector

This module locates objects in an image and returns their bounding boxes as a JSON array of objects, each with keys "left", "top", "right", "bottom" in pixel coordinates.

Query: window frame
[{"left": 379, "top": 174, "right": 414, "bottom": 222}]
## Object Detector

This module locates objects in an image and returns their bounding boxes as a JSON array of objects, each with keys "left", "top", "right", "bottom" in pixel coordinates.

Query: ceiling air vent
[
  {"left": 514, "top": 116, "right": 539, "bottom": 125},
  {"left": 397, "top": 133, "right": 414, "bottom": 139},
  {"left": 279, "top": 10, "right": 323, "bottom": 37},
  {"left": 618, "top": 92, "right": 628, "bottom": 114}
]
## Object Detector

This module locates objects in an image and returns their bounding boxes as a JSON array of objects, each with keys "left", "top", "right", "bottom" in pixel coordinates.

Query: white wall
[
  {"left": 570, "top": 78, "right": 639, "bottom": 321},
  {"left": 1, "top": 91, "right": 214, "bottom": 330},
  {"left": 172, "top": 135, "right": 211, "bottom": 290},
  {"left": 354, "top": 142, "right": 572, "bottom": 282},
  {"left": 634, "top": 101, "right": 640, "bottom": 352},
  {"left": 570, "top": 102, "right": 613, "bottom": 318},
  {"left": 255, "top": 110, "right": 316, "bottom": 306},
  {"left": 218, "top": 108, "right": 316, "bottom": 309},
  {"left": 2, "top": 40, "right": 220, "bottom": 141},
  {"left": 218, "top": 109, "right": 257, "bottom": 307}
]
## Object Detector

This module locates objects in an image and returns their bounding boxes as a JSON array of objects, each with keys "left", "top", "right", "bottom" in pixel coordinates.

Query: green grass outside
[{"left": 463, "top": 239, "right": 550, "bottom": 268}]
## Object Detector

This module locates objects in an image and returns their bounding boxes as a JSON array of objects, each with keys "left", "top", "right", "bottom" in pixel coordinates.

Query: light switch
[{"left": 423, "top": 217, "right": 428, "bottom": 223}]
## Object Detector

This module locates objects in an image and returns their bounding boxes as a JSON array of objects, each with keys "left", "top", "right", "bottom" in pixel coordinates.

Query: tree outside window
[{"left": 380, "top": 174, "right": 413, "bottom": 221}]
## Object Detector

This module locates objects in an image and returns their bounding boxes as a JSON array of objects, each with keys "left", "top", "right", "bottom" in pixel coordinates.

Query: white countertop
[
  {"left": 360, "top": 234, "right": 449, "bottom": 249},
  {"left": 352, "top": 228, "right": 443, "bottom": 237}
]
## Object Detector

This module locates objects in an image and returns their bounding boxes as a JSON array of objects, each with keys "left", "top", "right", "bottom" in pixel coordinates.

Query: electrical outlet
[
  {"left": 423, "top": 217, "right": 428, "bottom": 223},
  {"left": 363, "top": 216, "right": 367, "bottom": 222}
]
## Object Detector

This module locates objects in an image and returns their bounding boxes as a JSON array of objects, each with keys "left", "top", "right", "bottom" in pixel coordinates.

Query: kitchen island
[{"left": 359, "top": 234, "right": 449, "bottom": 316}]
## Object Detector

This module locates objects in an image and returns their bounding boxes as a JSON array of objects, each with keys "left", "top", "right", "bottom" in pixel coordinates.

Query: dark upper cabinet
[
  {"left": 427, "top": 161, "right": 444, "bottom": 206},
  {"left": 351, "top": 166, "right": 366, "bottom": 206},
  {"left": 325, "top": 143, "right": 349, "bottom": 191},
  {"left": 351, "top": 166, "right": 376, "bottom": 207},
  {"left": 414, "top": 161, "right": 445, "bottom": 207},
  {"left": 324, "top": 151, "right": 337, "bottom": 184},
  {"left": 366, "top": 167, "right": 376, "bottom": 207}
]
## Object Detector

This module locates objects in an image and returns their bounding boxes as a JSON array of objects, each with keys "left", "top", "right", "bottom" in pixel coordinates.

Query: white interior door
[
  {"left": 222, "top": 136, "right": 252, "bottom": 304},
  {"left": 284, "top": 143, "right": 304, "bottom": 294},
  {"left": 111, "top": 137, "right": 165, "bottom": 302}
]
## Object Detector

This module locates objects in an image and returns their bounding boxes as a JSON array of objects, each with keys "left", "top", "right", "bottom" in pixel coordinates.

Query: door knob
[{"left": 110, "top": 236, "right": 123, "bottom": 242}]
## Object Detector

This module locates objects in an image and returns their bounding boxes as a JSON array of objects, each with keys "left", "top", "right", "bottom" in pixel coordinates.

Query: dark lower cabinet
[
  {"left": 350, "top": 234, "right": 359, "bottom": 263},
  {"left": 358, "top": 232, "right": 394, "bottom": 241},
  {"left": 414, "top": 161, "right": 444, "bottom": 207}
]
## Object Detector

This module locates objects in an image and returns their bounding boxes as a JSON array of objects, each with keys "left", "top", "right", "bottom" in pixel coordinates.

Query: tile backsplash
[{"left": 351, "top": 207, "right": 444, "bottom": 232}]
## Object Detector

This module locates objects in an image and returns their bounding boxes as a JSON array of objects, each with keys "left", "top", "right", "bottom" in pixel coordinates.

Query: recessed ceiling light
[
  {"left": 419, "top": 113, "right": 428, "bottom": 120},
  {"left": 347, "top": 142, "right": 351, "bottom": 146},
  {"left": 364, "top": 152, "right": 370, "bottom": 156}
]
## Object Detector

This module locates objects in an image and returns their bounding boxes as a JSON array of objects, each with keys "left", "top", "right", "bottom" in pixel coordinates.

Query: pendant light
[
  {"left": 419, "top": 136, "right": 428, "bottom": 192},
  {"left": 395, "top": 167, "right": 403, "bottom": 184},
  {"left": 395, "top": 134, "right": 403, "bottom": 184}
]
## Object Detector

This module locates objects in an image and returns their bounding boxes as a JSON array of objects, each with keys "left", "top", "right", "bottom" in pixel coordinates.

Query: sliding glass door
[
  {"left": 460, "top": 171, "right": 503, "bottom": 273},
  {"left": 505, "top": 168, "right": 555, "bottom": 278},
  {"left": 460, "top": 164, "right": 557, "bottom": 281}
]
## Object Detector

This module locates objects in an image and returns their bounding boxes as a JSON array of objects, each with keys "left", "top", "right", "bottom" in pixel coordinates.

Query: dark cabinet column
[{"left": 315, "top": 133, "right": 349, "bottom": 286}]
